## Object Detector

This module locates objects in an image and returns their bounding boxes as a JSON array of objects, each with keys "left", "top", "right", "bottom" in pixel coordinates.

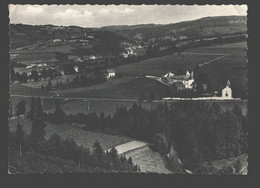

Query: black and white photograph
[{"left": 8, "top": 4, "right": 248, "bottom": 175}]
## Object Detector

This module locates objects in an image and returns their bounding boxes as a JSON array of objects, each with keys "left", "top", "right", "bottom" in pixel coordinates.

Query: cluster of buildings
[
  {"left": 162, "top": 71, "right": 195, "bottom": 90},
  {"left": 161, "top": 70, "right": 233, "bottom": 100}
]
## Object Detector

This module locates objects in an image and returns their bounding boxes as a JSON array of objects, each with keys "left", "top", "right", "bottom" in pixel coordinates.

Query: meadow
[
  {"left": 9, "top": 118, "right": 133, "bottom": 151},
  {"left": 191, "top": 42, "right": 247, "bottom": 97},
  {"left": 61, "top": 78, "right": 168, "bottom": 100},
  {"left": 124, "top": 146, "right": 173, "bottom": 174},
  {"left": 113, "top": 53, "right": 220, "bottom": 76}
]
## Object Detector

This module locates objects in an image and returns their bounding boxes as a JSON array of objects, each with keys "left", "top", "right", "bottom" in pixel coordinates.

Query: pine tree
[
  {"left": 148, "top": 92, "right": 155, "bottom": 102},
  {"left": 28, "top": 97, "right": 36, "bottom": 120},
  {"left": 53, "top": 100, "right": 66, "bottom": 124},
  {"left": 93, "top": 140, "right": 105, "bottom": 167},
  {"left": 47, "top": 79, "right": 52, "bottom": 90},
  {"left": 138, "top": 92, "right": 146, "bottom": 102},
  {"left": 30, "top": 119, "right": 47, "bottom": 153},
  {"left": 16, "top": 122, "right": 25, "bottom": 157},
  {"left": 15, "top": 100, "right": 26, "bottom": 116},
  {"left": 9, "top": 104, "right": 12, "bottom": 117},
  {"left": 35, "top": 97, "right": 44, "bottom": 120}
]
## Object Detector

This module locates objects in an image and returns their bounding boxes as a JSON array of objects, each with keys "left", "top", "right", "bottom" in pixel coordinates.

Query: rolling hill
[{"left": 100, "top": 16, "right": 247, "bottom": 41}]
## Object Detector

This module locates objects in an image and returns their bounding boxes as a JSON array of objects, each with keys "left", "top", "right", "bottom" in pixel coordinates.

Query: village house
[{"left": 105, "top": 69, "right": 116, "bottom": 79}]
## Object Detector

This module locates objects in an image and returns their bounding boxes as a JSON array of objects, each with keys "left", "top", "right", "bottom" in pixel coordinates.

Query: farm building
[
  {"left": 105, "top": 69, "right": 116, "bottom": 79},
  {"left": 162, "top": 71, "right": 194, "bottom": 89}
]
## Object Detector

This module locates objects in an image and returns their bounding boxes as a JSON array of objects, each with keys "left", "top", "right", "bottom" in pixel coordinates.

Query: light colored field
[
  {"left": 22, "top": 74, "right": 76, "bottom": 88},
  {"left": 10, "top": 84, "right": 51, "bottom": 96},
  {"left": 106, "top": 141, "right": 148, "bottom": 155},
  {"left": 9, "top": 119, "right": 133, "bottom": 151},
  {"left": 203, "top": 153, "right": 248, "bottom": 175},
  {"left": 41, "top": 45, "right": 75, "bottom": 53},
  {"left": 124, "top": 146, "right": 173, "bottom": 174}
]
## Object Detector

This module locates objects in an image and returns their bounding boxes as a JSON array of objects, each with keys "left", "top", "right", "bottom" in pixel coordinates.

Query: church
[{"left": 221, "top": 80, "right": 232, "bottom": 99}]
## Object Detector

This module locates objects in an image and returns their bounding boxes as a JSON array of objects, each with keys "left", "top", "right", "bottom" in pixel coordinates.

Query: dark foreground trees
[
  {"left": 9, "top": 122, "right": 139, "bottom": 173},
  {"left": 64, "top": 101, "right": 247, "bottom": 171},
  {"left": 15, "top": 100, "right": 26, "bottom": 116}
]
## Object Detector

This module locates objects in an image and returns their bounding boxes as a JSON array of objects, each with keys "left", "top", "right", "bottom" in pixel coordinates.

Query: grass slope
[
  {"left": 8, "top": 149, "right": 85, "bottom": 174},
  {"left": 124, "top": 146, "right": 173, "bottom": 174},
  {"left": 114, "top": 54, "right": 220, "bottom": 76},
  {"left": 9, "top": 119, "right": 133, "bottom": 151},
  {"left": 62, "top": 78, "right": 168, "bottom": 99}
]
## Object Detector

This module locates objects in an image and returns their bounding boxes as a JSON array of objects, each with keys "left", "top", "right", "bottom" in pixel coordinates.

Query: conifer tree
[
  {"left": 30, "top": 119, "right": 47, "bottom": 152},
  {"left": 16, "top": 122, "right": 25, "bottom": 157},
  {"left": 53, "top": 100, "right": 66, "bottom": 124},
  {"left": 28, "top": 97, "right": 36, "bottom": 120},
  {"left": 35, "top": 97, "right": 44, "bottom": 120},
  {"left": 15, "top": 100, "right": 26, "bottom": 116}
]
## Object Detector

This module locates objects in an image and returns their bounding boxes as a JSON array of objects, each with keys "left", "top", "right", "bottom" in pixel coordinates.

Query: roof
[
  {"left": 173, "top": 82, "right": 185, "bottom": 89},
  {"left": 164, "top": 72, "right": 175, "bottom": 78},
  {"left": 168, "top": 75, "right": 190, "bottom": 82}
]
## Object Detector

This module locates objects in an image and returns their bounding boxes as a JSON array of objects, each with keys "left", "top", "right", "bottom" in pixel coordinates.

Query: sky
[{"left": 9, "top": 5, "right": 247, "bottom": 28}]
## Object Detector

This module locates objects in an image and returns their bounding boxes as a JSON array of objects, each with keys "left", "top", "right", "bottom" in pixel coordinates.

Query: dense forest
[{"left": 13, "top": 97, "right": 247, "bottom": 173}]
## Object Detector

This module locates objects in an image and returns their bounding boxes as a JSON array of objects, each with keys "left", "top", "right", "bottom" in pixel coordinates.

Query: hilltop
[
  {"left": 100, "top": 16, "right": 247, "bottom": 41},
  {"left": 10, "top": 16, "right": 246, "bottom": 50}
]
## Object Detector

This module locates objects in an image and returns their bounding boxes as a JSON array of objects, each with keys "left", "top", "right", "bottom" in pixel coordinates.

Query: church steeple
[{"left": 226, "top": 80, "right": 231, "bottom": 87}]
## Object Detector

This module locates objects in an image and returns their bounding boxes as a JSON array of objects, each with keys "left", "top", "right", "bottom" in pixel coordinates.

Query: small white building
[
  {"left": 222, "top": 80, "right": 232, "bottom": 99},
  {"left": 89, "top": 55, "right": 96, "bottom": 60},
  {"left": 52, "top": 39, "right": 62, "bottom": 43},
  {"left": 74, "top": 66, "right": 79, "bottom": 73},
  {"left": 106, "top": 69, "right": 115, "bottom": 79}
]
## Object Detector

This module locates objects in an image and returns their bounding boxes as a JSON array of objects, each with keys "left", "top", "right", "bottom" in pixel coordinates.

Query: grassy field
[
  {"left": 185, "top": 42, "right": 247, "bottom": 57},
  {"left": 114, "top": 54, "right": 220, "bottom": 76},
  {"left": 10, "top": 84, "right": 51, "bottom": 96},
  {"left": 8, "top": 149, "right": 85, "bottom": 174},
  {"left": 55, "top": 76, "right": 135, "bottom": 95},
  {"left": 190, "top": 42, "right": 247, "bottom": 97},
  {"left": 22, "top": 74, "right": 76, "bottom": 88},
  {"left": 201, "top": 153, "right": 248, "bottom": 175},
  {"left": 9, "top": 119, "right": 133, "bottom": 151},
  {"left": 61, "top": 78, "right": 168, "bottom": 100},
  {"left": 124, "top": 146, "right": 173, "bottom": 174},
  {"left": 10, "top": 51, "right": 57, "bottom": 63}
]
